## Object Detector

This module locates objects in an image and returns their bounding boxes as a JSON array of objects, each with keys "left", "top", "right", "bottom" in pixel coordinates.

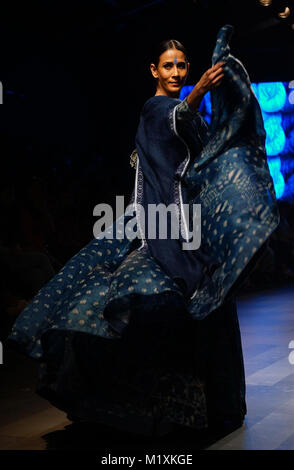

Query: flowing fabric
[
  {"left": 183, "top": 25, "right": 279, "bottom": 317},
  {"left": 6, "top": 24, "right": 278, "bottom": 436}
]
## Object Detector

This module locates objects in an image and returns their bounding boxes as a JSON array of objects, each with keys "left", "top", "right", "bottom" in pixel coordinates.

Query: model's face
[{"left": 150, "top": 48, "right": 189, "bottom": 98}]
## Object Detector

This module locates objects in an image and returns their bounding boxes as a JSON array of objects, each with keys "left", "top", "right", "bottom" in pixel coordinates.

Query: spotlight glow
[
  {"left": 259, "top": 0, "right": 272, "bottom": 6},
  {"left": 278, "top": 6, "right": 291, "bottom": 18}
]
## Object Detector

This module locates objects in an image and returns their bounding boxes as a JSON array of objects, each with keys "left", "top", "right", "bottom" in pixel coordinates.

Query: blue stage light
[
  {"left": 284, "top": 128, "right": 294, "bottom": 155},
  {"left": 288, "top": 80, "right": 294, "bottom": 105},
  {"left": 251, "top": 83, "right": 259, "bottom": 100},
  {"left": 267, "top": 157, "right": 285, "bottom": 199},
  {"left": 203, "top": 113, "right": 211, "bottom": 125},
  {"left": 261, "top": 110, "right": 270, "bottom": 123},
  {"left": 282, "top": 114, "right": 294, "bottom": 135},
  {"left": 257, "top": 82, "right": 287, "bottom": 113},
  {"left": 284, "top": 174, "right": 294, "bottom": 199},
  {"left": 203, "top": 91, "right": 212, "bottom": 115},
  {"left": 181, "top": 80, "right": 294, "bottom": 200},
  {"left": 264, "top": 114, "right": 286, "bottom": 156},
  {"left": 179, "top": 85, "right": 193, "bottom": 101}
]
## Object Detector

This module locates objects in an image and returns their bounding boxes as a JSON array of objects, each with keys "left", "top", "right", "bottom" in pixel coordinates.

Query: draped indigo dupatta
[{"left": 133, "top": 24, "right": 279, "bottom": 318}]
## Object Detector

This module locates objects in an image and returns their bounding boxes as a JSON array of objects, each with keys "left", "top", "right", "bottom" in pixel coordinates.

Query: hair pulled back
[{"left": 150, "top": 39, "right": 189, "bottom": 68}]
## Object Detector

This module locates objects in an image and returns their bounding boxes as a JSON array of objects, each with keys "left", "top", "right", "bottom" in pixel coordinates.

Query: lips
[{"left": 169, "top": 82, "right": 180, "bottom": 85}]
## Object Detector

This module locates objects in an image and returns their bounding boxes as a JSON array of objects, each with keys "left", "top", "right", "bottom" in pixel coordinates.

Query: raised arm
[
  {"left": 174, "top": 62, "right": 226, "bottom": 147},
  {"left": 186, "top": 62, "right": 226, "bottom": 111}
]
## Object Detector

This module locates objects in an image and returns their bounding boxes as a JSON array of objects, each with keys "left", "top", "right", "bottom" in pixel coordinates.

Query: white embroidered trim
[
  {"left": 134, "top": 154, "right": 146, "bottom": 251},
  {"left": 171, "top": 104, "right": 191, "bottom": 243}
]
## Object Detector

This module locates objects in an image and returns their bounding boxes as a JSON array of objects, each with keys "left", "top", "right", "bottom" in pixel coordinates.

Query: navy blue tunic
[{"left": 135, "top": 95, "right": 215, "bottom": 299}]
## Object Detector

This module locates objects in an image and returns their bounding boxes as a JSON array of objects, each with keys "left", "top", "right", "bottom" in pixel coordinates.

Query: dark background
[
  {"left": 1, "top": 1, "right": 294, "bottom": 199},
  {"left": 1, "top": 0, "right": 294, "bottom": 194},
  {"left": 1, "top": 0, "right": 294, "bottom": 330}
]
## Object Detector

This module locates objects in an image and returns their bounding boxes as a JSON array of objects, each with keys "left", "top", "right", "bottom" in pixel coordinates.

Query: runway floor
[{"left": 0, "top": 283, "right": 294, "bottom": 451}]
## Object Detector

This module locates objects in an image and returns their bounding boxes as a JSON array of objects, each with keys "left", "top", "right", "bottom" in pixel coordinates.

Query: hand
[
  {"left": 186, "top": 61, "right": 226, "bottom": 111},
  {"left": 195, "top": 62, "right": 226, "bottom": 96}
]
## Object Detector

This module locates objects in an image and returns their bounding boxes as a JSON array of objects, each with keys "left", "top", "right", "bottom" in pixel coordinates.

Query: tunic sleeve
[{"left": 175, "top": 97, "right": 209, "bottom": 147}]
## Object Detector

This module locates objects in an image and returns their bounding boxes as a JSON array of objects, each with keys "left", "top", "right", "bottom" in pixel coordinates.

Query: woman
[{"left": 6, "top": 25, "right": 279, "bottom": 440}]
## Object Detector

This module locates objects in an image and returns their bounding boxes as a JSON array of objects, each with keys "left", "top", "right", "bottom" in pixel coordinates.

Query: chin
[{"left": 169, "top": 89, "right": 181, "bottom": 97}]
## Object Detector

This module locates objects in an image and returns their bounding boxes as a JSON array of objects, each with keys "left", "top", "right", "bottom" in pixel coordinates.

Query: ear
[{"left": 150, "top": 63, "right": 159, "bottom": 79}]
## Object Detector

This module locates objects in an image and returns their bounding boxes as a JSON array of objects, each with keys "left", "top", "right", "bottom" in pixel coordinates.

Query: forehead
[{"left": 159, "top": 48, "right": 186, "bottom": 63}]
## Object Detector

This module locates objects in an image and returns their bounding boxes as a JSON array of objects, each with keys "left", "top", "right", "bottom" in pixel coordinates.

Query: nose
[{"left": 172, "top": 64, "right": 180, "bottom": 77}]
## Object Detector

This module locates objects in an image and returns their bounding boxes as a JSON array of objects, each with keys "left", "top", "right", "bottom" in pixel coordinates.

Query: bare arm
[{"left": 186, "top": 62, "right": 226, "bottom": 111}]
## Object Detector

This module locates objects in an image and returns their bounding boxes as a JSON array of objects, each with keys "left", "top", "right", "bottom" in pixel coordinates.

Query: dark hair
[{"left": 150, "top": 39, "right": 189, "bottom": 67}]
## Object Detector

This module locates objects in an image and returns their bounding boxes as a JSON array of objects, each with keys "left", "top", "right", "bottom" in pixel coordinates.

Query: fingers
[
  {"left": 207, "top": 62, "right": 226, "bottom": 88},
  {"left": 198, "top": 61, "right": 226, "bottom": 94},
  {"left": 209, "top": 67, "right": 224, "bottom": 80},
  {"left": 212, "top": 73, "right": 224, "bottom": 83},
  {"left": 211, "top": 74, "right": 224, "bottom": 89},
  {"left": 209, "top": 62, "right": 226, "bottom": 72},
  {"left": 205, "top": 63, "right": 225, "bottom": 82}
]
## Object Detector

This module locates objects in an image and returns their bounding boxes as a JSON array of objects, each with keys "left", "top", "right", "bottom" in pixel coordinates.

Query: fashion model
[{"left": 6, "top": 25, "right": 279, "bottom": 440}]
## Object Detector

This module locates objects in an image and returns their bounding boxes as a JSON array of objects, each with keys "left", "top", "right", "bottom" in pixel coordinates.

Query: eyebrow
[{"left": 162, "top": 61, "right": 186, "bottom": 65}]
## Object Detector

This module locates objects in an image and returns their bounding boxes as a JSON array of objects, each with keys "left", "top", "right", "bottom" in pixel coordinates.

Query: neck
[{"left": 154, "top": 90, "right": 180, "bottom": 98}]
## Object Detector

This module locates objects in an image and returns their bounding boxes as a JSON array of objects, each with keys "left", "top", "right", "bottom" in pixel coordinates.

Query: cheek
[{"left": 159, "top": 69, "right": 171, "bottom": 80}]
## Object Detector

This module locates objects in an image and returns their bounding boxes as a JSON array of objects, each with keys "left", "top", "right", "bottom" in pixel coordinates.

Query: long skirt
[{"left": 7, "top": 233, "right": 246, "bottom": 437}]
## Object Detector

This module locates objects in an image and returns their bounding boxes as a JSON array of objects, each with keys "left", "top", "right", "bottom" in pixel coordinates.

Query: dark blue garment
[
  {"left": 7, "top": 24, "right": 276, "bottom": 436},
  {"left": 135, "top": 96, "right": 215, "bottom": 299},
  {"left": 183, "top": 25, "right": 280, "bottom": 318},
  {"left": 132, "top": 23, "right": 279, "bottom": 314}
]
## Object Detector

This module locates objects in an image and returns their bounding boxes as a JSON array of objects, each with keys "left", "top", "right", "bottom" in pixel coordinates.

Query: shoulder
[{"left": 141, "top": 96, "right": 181, "bottom": 117}]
